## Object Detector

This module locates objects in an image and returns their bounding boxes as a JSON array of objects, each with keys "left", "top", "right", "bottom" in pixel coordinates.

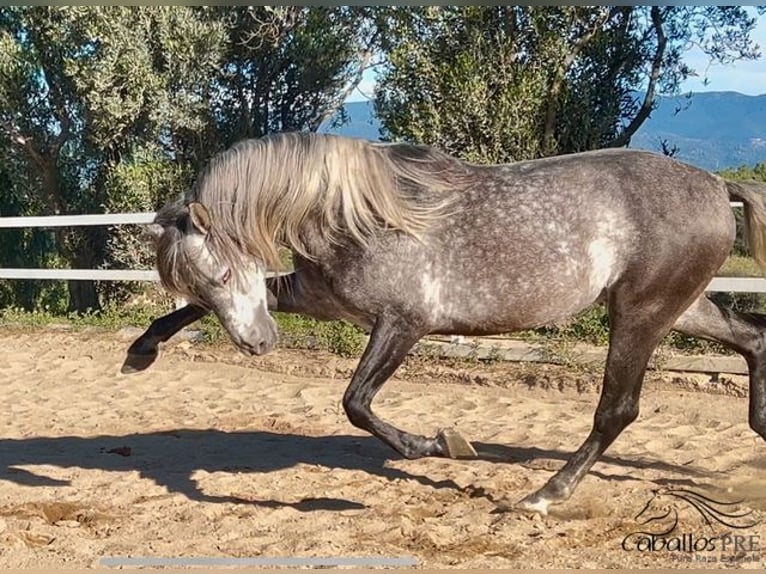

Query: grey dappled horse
[{"left": 128, "top": 133, "right": 766, "bottom": 515}]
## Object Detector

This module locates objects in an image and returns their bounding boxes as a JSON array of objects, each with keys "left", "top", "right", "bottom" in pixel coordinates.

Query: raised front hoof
[
  {"left": 120, "top": 350, "right": 158, "bottom": 374},
  {"left": 436, "top": 428, "right": 477, "bottom": 459}
]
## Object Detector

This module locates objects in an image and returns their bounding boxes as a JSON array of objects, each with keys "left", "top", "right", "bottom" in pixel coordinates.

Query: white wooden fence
[
  {"left": 0, "top": 212, "right": 157, "bottom": 282},
  {"left": 0, "top": 210, "right": 765, "bottom": 293}
]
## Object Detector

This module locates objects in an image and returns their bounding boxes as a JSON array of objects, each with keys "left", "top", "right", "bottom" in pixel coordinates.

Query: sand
[{"left": 0, "top": 327, "right": 764, "bottom": 569}]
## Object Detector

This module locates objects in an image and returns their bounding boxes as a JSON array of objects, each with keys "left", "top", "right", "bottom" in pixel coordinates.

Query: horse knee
[
  {"left": 744, "top": 332, "right": 766, "bottom": 367},
  {"left": 342, "top": 394, "right": 370, "bottom": 430},
  {"left": 595, "top": 402, "right": 639, "bottom": 439}
]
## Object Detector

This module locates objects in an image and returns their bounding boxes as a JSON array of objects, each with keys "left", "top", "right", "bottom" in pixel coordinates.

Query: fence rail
[
  {"left": 0, "top": 269, "right": 159, "bottom": 281},
  {"left": 0, "top": 212, "right": 156, "bottom": 228},
  {"left": 0, "top": 209, "right": 765, "bottom": 292}
]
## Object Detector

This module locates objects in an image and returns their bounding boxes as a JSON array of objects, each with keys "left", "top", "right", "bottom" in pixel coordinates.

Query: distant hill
[
  {"left": 630, "top": 91, "right": 766, "bottom": 170},
  {"left": 319, "top": 101, "right": 381, "bottom": 142},
  {"left": 321, "top": 92, "right": 766, "bottom": 171}
]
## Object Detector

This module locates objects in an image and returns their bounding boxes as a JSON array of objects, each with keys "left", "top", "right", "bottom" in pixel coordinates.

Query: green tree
[
  {"left": 0, "top": 6, "right": 226, "bottom": 312},
  {"left": 208, "top": 6, "right": 376, "bottom": 146},
  {"left": 102, "top": 7, "right": 377, "bottom": 301},
  {"left": 374, "top": 6, "right": 765, "bottom": 163},
  {"left": 719, "top": 162, "right": 766, "bottom": 183},
  {"left": 0, "top": 149, "right": 66, "bottom": 311},
  {"left": 0, "top": 7, "right": 376, "bottom": 312}
]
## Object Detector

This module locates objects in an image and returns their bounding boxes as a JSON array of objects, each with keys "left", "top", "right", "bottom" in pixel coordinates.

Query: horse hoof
[
  {"left": 120, "top": 351, "right": 158, "bottom": 374},
  {"left": 437, "top": 428, "right": 477, "bottom": 459},
  {"left": 516, "top": 494, "right": 551, "bottom": 517}
]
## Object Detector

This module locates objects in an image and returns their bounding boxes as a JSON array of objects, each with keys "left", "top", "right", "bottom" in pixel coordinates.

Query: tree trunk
[
  {"left": 67, "top": 279, "right": 100, "bottom": 314},
  {"left": 38, "top": 165, "right": 99, "bottom": 313},
  {"left": 62, "top": 229, "right": 104, "bottom": 314}
]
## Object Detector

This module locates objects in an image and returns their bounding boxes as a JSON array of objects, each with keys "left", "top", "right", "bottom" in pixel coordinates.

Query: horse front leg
[
  {"left": 121, "top": 304, "right": 209, "bottom": 373},
  {"left": 342, "top": 314, "right": 477, "bottom": 459},
  {"left": 121, "top": 274, "right": 295, "bottom": 374}
]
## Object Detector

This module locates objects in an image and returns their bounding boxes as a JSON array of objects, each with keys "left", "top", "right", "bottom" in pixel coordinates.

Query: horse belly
[
  {"left": 427, "top": 229, "right": 621, "bottom": 335},
  {"left": 427, "top": 261, "right": 606, "bottom": 336},
  {"left": 446, "top": 286, "right": 598, "bottom": 336}
]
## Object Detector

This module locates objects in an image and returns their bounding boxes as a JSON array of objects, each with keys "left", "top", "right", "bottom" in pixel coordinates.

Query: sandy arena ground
[{"left": 0, "top": 327, "right": 764, "bottom": 569}]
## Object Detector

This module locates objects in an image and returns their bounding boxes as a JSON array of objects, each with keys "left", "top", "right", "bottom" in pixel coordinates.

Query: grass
[
  {"left": 0, "top": 300, "right": 730, "bottom": 361},
  {"left": 0, "top": 302, "right": 368, "bottom": 358},
  {"left": 0, "top": 304, "right": 161, "bottom": 331},
  {"left": 719, "top": 254, "right": 763, "bottom": 277}
]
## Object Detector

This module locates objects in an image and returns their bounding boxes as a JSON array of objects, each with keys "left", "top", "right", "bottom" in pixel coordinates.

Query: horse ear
[{"left": 188, "top": 202, "right": 212, "bottom": 235}]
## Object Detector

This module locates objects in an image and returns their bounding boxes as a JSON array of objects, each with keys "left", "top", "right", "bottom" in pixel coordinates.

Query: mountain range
[{"left": 322, "top": 91, "right": 766, "bottom": 171}]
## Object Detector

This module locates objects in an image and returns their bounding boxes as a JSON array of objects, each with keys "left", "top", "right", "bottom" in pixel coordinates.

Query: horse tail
[{"left": 726, "top": 180, "right": 766, "bottom": 271}]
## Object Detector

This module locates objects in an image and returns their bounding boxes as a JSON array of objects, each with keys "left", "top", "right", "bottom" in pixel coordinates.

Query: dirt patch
[{"left": 0, "top": 329, "right": 763, "bottom": 568}]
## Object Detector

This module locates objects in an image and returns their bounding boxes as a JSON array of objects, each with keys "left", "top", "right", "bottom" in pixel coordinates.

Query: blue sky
[
  {"left": 347, "top": 10, "right": 766, "bottom": 103},
  {"left": 680, "top": 9, "right": 766, "bottom": 95}
]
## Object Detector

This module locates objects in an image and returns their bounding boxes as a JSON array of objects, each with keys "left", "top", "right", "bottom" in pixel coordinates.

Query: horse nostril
[{"left": 256, "top": 340, "right": 268, "bottom": 355}]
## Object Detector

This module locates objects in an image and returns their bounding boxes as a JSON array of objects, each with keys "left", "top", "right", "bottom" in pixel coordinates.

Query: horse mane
[{"left": 168, "top": 133, "right": 472, "bottom": 274}]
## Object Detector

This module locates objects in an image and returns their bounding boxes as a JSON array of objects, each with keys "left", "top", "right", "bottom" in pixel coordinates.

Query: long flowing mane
[{"left": 157, "top": 133, "right": 472, "bottom": 283}]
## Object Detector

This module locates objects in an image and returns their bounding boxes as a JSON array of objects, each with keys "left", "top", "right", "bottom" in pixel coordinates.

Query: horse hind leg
[
  {"left": 517, "top": 280, "right": 705, "bottom": 515},
  {"left": 673, "top": 296, "right": 766, "bottom": 442}
]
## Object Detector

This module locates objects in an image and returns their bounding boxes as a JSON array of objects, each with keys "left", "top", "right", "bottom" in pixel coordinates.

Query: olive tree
[{"left": 374, "top": 6, "right": 765, "bottom": 163}]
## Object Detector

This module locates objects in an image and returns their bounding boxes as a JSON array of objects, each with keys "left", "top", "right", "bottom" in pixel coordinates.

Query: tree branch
[
  {"left": 1, "top": 116, "right": 66, "bottom": 215},
  {"left": 51, "top": 112, "right": 71, "bottom": 157},
  {"left": 0, "top": 117, "right": 47, "bottom": 169},
  {"left": 542, "top": 7, "right": 619, "bottom": 153},
  {"left": 608, "top": 6, "right": 667, "bottom": 148},
  {"left": 308, "top": 44, "right": 378, "bottom": 132},
  {"left": 243, "top": 6, "right": 302, "bottom": 49}
]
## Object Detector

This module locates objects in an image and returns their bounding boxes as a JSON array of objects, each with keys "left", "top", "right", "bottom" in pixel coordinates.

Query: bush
[
  {"left": 272, "top": 313, "right": 367, "bottom": 357},
  {"left": 99, "top": 145, "right": 195, "bottom": 307},
  {"left": 526, "top": 306, "right": 610, "bottom": 346}
]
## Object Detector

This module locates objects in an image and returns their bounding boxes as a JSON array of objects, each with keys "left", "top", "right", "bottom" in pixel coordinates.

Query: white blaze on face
[
  {"left": 227, "top": 265, "right": 268, "bottom": 334},
  {"left": 184, "top": 234, "right": 271, "bottom": 340}
]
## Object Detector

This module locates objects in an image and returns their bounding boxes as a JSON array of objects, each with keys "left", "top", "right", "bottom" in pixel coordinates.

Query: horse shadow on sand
[{"left": 0, "top": 429, "right": 715, "bottom": 512}]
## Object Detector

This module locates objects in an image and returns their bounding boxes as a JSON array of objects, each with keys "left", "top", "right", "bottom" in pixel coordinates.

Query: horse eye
[{"left": 221, "top": 268, "right": 232, "bottom": 285}]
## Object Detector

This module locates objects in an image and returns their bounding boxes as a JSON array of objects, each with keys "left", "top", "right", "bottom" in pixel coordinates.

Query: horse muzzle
[
  {"left": 234, "top": 331, "right": 276, "bottom": 356},
  {"left": 232, "top": 317, "right": 278, "bottom": 356}
]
